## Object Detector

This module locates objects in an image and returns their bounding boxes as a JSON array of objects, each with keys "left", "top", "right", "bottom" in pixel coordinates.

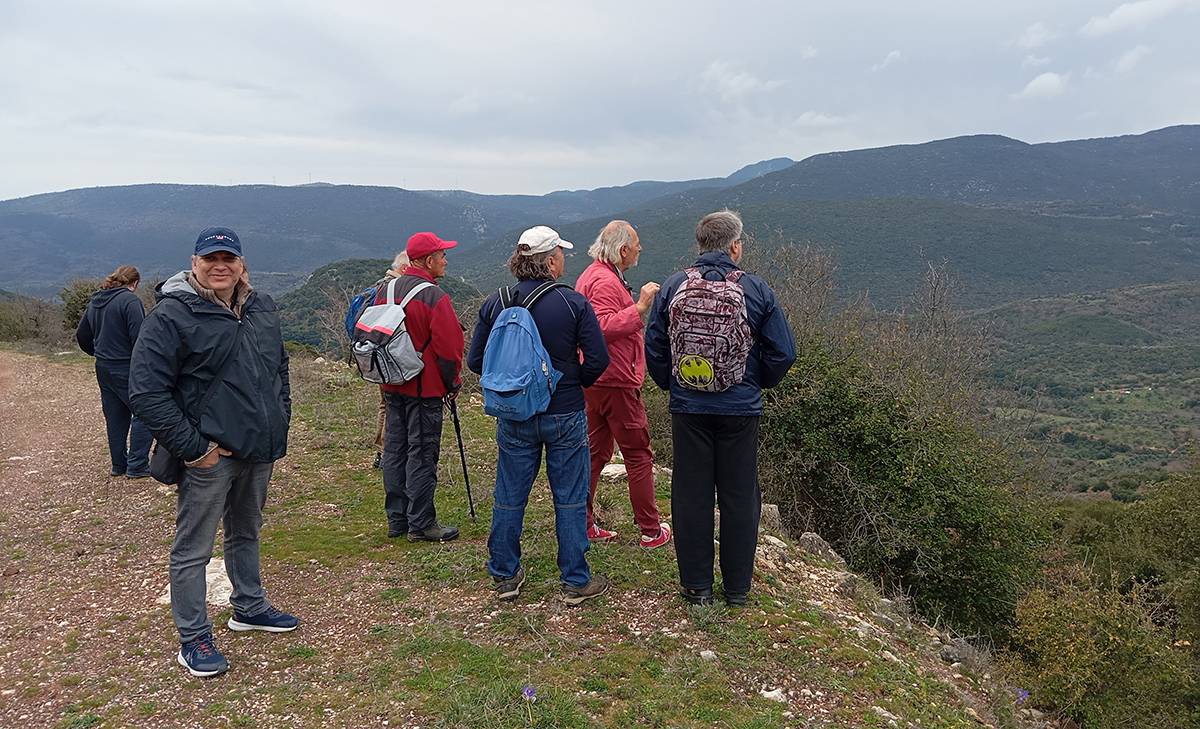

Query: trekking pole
[{"left": 447, "top": 397, "right": 476, "bottom": 520}]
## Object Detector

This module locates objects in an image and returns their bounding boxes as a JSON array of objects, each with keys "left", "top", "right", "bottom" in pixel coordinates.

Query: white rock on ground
[
  {"left": 759, "top": 688, "right": 786, "bottom": 702},
  {"left": 600, "top": 463, "right": 627, "bottom": 480},
  {"left": 156, "top": 557, "right": 232, "bottom": 606}
]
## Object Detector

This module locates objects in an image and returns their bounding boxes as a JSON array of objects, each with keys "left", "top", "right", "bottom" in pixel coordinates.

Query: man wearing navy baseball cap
[
  {"left": 130, "top": 226, "right": 298, "bottom": 678},
  {"left": 377, "top": 231, "right": 465, "bottom": 544}
]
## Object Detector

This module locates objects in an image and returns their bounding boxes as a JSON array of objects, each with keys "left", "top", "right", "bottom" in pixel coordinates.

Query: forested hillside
[{"left": 456, "top": 198, "right": 1200, "bottom": 310}]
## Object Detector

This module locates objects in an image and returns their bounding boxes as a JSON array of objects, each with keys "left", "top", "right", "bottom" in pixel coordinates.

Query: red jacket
[
  {"left": 575, "top": 259, "right": 645, "bottom": 389},
  {"left": 375, "top": 268, "right": 464, "bottom": 398}
]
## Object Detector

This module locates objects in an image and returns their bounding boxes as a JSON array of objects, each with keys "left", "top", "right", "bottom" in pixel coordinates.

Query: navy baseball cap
[{"left": 194, "top": 227, "right": 243, "bottom": 257}]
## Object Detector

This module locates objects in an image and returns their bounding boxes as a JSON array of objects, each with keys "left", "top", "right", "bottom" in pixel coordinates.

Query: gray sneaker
[
  {"left": 494, "top": 568, "right": 526, "bottom": 602},
  {"left": 408, "top": 522, "right": 460, "bottom": 543},
  {"left": 560, "top": 574, "right": 610, "bottom": 606}
]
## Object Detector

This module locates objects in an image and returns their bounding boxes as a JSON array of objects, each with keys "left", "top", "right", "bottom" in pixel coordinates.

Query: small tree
[{"left": 60, "top": 277, "right": 103, "bottom": 331}]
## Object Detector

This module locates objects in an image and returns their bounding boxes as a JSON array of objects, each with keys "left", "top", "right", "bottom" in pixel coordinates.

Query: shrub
[
  {"left": 1003, "top": 571, "right": 1199, "bottom": 726},
  {"left": 752, "top": 246, "right": 1044, "bottom": 635},
  {"left": 60, "top": 277, "right": 102, "bottom": 331},
  {"left": 0, "top": 303, "right": 32, "bottom": 341}
]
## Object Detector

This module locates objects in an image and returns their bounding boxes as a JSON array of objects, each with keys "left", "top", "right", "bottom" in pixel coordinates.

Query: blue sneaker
[
  {"left": 177, "top": 634, "right": 229, "bottom": 677},
  {"left": 227, "top": 605, "right": 299, "bottom": 633}
]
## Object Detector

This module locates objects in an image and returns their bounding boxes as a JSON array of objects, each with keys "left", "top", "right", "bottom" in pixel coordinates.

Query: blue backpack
[
  {"left": 345, "top": 285, "right": 378, "bottom": 339},
  {"left": 480, "top": 282, "right": 567, "bottom": 421}
]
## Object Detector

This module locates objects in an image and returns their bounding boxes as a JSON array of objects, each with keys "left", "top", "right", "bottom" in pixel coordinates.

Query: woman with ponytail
[{"left": 76, "top": 265, "right": 154, "bottom": 478}]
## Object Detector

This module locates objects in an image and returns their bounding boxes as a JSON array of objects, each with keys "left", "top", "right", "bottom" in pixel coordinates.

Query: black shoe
[
  {"left": 387, "top": 525, "right": 407, "bottom": 538},
  {"left": 373, "top": 453, "right": 383, "bottom": 470},
  {"left": 681, "top": 587, "right": 714, "bottom": 606},
  {"left": 561, "top": 575, "right": 610, "bottom": 606},
  {"left": 408, "top": 523, "right": 459, "bottom": 542},
  {"left": 494, "top": 568, "right": 526, "bottom": 602},
  {"left": 126, "top": 472, "right": 151, "bottom": 480},
  {"left": 725, "top": 593, "right": 748, "bottom": 607},
  {"left": 110, "top": 468, "right": 123, "bottom": 477}
]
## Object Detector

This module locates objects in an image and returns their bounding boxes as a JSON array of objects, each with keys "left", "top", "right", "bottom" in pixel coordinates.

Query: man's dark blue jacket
[
  {"left": 76, "top": 287, "right": 145, "bottom": 363},
  {"left": 467, "top": 278, "right": 610, "bottom": 415},
  {"left": 645, "top": 251, "right": 797, "bottom": 415},
  {"left": 129, "top": 271, "right": 291, "bottom": 464}
]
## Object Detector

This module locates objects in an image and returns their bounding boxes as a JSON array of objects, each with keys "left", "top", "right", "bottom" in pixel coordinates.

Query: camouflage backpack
[{"left": 667, "top": 267, "right": 752, "bottom": 392}]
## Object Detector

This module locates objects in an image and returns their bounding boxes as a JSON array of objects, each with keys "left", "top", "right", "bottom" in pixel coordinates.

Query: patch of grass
[{"left": 287, "top": 645, "right": 320, "bottom": 659}]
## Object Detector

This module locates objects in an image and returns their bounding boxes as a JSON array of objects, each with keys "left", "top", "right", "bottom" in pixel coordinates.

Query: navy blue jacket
[
  {"left": 468, "top": 278, "right": 610, "bottom": 415},
  {"left": 76, "top": 287, "right": 145, "bottom": 363},
  {"left": 129, "top": 271, "right": 291, "bottom": 463},
  {"left": 645, "top": 251, "right": 797, "bottom": 416}
]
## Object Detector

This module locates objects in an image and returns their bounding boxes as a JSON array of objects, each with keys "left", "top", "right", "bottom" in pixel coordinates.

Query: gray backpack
[{"left": 351, "top": 278, "right": 434, "bottom": 385}]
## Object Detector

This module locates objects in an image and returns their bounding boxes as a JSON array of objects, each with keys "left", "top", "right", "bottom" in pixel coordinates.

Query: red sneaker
[
  {"left": 640, "top": 523, "right": 672, "bottom": 549},
  {"left": 587, "top": 524, "right": 618, "bottom": 542}
]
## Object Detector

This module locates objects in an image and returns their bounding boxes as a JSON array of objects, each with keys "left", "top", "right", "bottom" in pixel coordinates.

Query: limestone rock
[
  {"left": 759, "top": 688, "right": 786, "bottom": 702},
  {"left": 600, "top": 463, "right": 627, "bottom": 480},
  {"left": 833, "top": 572, "right": 859, "bottom": 598},
  {"left": 699, "top": 650, "right": 717, "bottom": 661},
  {"left": 156, "top": 557, "right": 232, "bottom": 606},
  {"left": 760, "top": 503, "right": 783, "bottom": 532},
  {"left": 798, "top": 532, "right": 847, "bottom": 568}
]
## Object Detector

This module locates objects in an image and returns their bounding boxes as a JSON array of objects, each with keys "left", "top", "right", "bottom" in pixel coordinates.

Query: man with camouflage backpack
[{"left": 644, "top": 210, "right": 796, "bottom": 608}]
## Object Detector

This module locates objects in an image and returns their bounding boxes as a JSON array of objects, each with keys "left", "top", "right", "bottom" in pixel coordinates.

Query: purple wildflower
[
  {"left": 1017, "top": 689, "right": 1029, "bottom": 706},
  {"left": 522, "top": 685, "right": 537, "bottom": 703}
]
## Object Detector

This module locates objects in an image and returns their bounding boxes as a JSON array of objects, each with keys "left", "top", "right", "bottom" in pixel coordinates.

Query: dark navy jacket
[
  {"left": 76, "top": 287, "right": 145, "bottom": 363},
  {"left": 129, "top": 271, "right": 291, "bottom": 463},
  {"left": 645, "top": 251, "right": 797, "bottom": 416},
  {"left": 467, "top": 278, "right": 610, "bottom": 415}
]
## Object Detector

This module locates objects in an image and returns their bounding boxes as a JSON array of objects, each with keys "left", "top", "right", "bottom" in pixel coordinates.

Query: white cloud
[
  {"left": 1010, "top": 72, "right": 1071, "bottom": 100},
  {"left": 1018, "top": 22, "right": 1057, "bottom": 49},
  {"left": 795, "top": 111, "right": 846, "bottom": 128},
  {"left": 870, "top": 50, "right": 902, "bottom": 72},
  {"left": 800, "top": 45, "right": 818, "bottom": 59},
  {"left": 700, "top": 61, "right": 784, "bottom": 102},
  {"left": 1115, "top": 44, "right": 1152, "bottom": 72},
  {"left": 1023, "top": 54, "right": 1051, "bottom": 68},
  {"left": 1081, "top": 0, "right": 1188, "bottom": 35}
]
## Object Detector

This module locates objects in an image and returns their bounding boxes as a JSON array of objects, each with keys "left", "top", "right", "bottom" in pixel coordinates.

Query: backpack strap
[
  {"left": 725, "top": 270, "right": 745, "bottom": 283},
  {"left": 521, "top": 281, "right": 567, "bottom": 309},
  {"left": 397, "top": 280, "right": 434, "bottom": 308},
  {"left": 498, "top": 286, "right": 514, "bottom": 309}
]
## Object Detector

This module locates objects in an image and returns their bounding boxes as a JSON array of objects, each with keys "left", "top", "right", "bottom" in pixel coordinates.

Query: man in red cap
[{"left": 377, "top": 231, "right": 465, "bottom": 542}]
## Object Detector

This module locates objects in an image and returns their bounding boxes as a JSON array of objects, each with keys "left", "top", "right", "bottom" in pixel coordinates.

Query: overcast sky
[{"left": 1, "top": 0, "right": 1197, "bottom": 201}]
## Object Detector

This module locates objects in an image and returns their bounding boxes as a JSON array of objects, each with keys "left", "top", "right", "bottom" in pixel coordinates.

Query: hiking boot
[
  {"left": 561, "top": 574, "right": 610, "bottom": 606},
  {"left": 408, "top": 523, "right": 459, "bottom": 543},
  {"left": 494, "top": 568, "right": 526, "bottom": 602},
  {"left": 126, "top": 471, "right": 151, "bottom": 480},
  {"left": 387, "top": 525, "right": 407, "bottom": 538},
  {"left": 725, "top": 592, "right": 748, "bottom": 608},
  {"left": 640, "top": 523, "right": 672, "bottom": 549},
  {"left": 177, "top": 633, "right": 229, "bottom": 677},
  {"left": 373, "top": 452, "right": 383, "bottom": 470},
  {"left": 681, "top": 587, "right": 714, "bottom": 606},
  {"left": 227, "top": 605, "right": 299, "bottom": 633},
  {"left": 109, "top": 468, "right": 123, "bottom": 477},
  {"left": 587, "top": 524, "right": 618, "bottom": 542}
]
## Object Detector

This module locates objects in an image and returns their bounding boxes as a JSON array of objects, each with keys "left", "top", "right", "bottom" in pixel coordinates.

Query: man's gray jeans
[{"left": 170, "top": 456, "right": 275, "bottom": 644}]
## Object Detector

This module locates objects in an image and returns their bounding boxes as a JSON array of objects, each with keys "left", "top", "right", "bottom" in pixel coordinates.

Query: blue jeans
[
  {"left": 95, "top": 360, "right": 153, "bottom": 476},
  {"left": 170, "top": 456, "right": 275, "bottom": 643},
  {"left": 487, "top": 410, "right": 592, "bottom": 588}
]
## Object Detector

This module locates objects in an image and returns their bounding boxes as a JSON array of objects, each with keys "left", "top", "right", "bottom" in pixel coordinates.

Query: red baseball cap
[{"left": 407, "top": 231, "right": 457, "bottom": 260}]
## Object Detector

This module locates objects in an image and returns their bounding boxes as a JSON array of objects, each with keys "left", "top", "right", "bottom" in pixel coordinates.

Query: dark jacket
[
  {"left": 129, "top": 271, "right": 291, "bottom": 463},
  {"left": 645, "top": 251, "right": 797, "bottom": 416},
  {"left": 76, "top": 287, "right": 145, "bottom": 363},
  {"left": 373, "top": 268, "right": 464, "bottom": 398},
  {"left": 467, "top": 278, "right": 610, "bottom": 415}
]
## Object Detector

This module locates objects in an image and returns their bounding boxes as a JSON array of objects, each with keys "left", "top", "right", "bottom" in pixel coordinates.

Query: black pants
[
  {"left": 671, "top": 412, "right": 761, "bottom": 596},
  {"left": 382, "top": 392, "right": 444, "bottom": 533}
]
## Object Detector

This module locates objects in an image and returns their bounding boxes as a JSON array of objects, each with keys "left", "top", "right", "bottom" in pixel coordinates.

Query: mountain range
[{"left": 1, "top": 126, "right": 1196, "bottom": 308}]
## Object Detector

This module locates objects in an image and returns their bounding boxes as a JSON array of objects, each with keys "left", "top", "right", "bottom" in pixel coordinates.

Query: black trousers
[
  {"left": 671, "top": 412, "right": 761, "bottom": 596},
  {"left": 382, "top": 392, "right": 444, "bottom": 533}
]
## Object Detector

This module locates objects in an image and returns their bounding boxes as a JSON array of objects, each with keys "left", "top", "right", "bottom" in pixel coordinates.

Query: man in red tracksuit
[
  {"left": 378, "top": 232, "right": 465, "bottom": 542},
  {"left": 575, "top": 220, "right": 671, "bottom": 548}
]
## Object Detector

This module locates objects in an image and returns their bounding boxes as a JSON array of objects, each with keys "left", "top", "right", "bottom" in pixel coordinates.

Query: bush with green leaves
[
  {"left": 60, "top": 277, "right": 102, "bottom": 331},
  {"left": 1002, "top": 569, "right": 1199, "bottom": 726},
  {"left": 0, "top": 303, "right": 33, "bottom": 341},
  {"left": 749, "top": 243, "right": 1045, "bottom": 635}
]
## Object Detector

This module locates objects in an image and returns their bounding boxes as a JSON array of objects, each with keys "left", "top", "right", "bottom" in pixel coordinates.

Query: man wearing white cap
[{"left": 467, "top": 226, "right": 612, "bottom": 605}]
